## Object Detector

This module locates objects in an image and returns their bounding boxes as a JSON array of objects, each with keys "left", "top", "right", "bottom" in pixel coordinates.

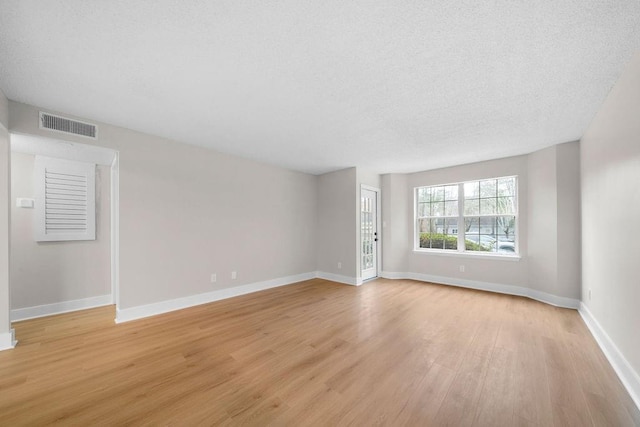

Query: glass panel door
[{"left": 361, "top": 188, "right": 378, "bottom": 281}]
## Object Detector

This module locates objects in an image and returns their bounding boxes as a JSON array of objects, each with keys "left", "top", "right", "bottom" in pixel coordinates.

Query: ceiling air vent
[{"left": 39, "top": 112, "right": 98, "bottom": 139}]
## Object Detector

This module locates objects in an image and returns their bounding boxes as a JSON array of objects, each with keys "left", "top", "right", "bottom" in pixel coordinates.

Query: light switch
[{"left": 16, "top": 198, "right": 34, "bottom": 208}]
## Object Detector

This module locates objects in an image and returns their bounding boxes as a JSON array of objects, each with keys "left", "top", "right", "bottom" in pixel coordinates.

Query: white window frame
[
  {"left": 414, "top": 176, "right": 519, "bottom": 258},
  {"left": 35, "top": 156, "right": 96, "bottom": 242}
]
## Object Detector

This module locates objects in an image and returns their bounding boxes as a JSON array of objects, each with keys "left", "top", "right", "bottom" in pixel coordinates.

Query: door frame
[
  {"left": 360, "top": 184, "right": 381, "bottom": 283},
  {"left": 9, "top": 133, "right": 120, "bottom": 320},
  {"left": 110, "top": 152, "right": 119, "bottom": 307}
]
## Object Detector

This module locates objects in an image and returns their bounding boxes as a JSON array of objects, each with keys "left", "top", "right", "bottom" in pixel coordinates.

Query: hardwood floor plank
[
  {"left": 393, "top": 362, "right": 456, "bottom": 426},
  {"left": 434, "top": 353, "right": 492, "bottom": 426},
  {"left": 543, "top": 335, "right": 596, "bottom": 426},
  {"left": 473, "top": 346, "right": 517, "bottom": 426},
  {"left": 0, "top": 278, "right": 636, "bottom": 425},
  {"left": 513, "top": 341, "right": 554, "bottom": 427}
]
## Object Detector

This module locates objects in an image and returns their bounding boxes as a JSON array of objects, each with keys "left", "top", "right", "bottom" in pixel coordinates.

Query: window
[
  {"left": 415, "top": 176, "right": 517, "bottom": 255},
  {"left": 416, "top": 184, "right": 459, "bottom": 250},
  {"left": 34, "top": 156, "right": 96, "bottom": 242}
]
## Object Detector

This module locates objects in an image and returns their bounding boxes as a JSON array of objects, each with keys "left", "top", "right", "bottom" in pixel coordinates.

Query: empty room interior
[{"left": 0, "top": 1, "right": 639, "bottom": 425}]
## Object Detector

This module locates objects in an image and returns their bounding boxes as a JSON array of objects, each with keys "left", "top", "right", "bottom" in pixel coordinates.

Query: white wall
[
  {"left": 401, "top": 156, "right": 531, "bottom": 288},
  {"left": 9, "top": 101, "right": 318, "bottom": 312},
  {"left": 315, "top": 167, "right": 382, "bottom": 284},
  {"left": 581, "top": 54, "right": 640, "bottom": 382},
  {"left": 381, "top": 148, "right": 582, "bottom": 305},
  {"left": 10, "top": 152, "right": 111, "bottom": 309},
  {"left": 381, "top": 173, "right": 409, "bottom": 273},
  {"left": 556, "top": 142, "right": 581, "bottom": 299},
  {"left": 527, "top": 142, "right": 581, "bottom": 300},
  {"left": 5, "top": 96, "right": 585, "bottom": 325},
  {"left": 317, "top": 167, "right": 357, "bottom": 280},
  {"left": 527, "top": 145, "right": 558, "bottom": 295},
  {"left": 0, "top": 88, "right": 11, "bottom": 347},
  {"left": 0, "top": 90, "right": 7, "bottom": 128},
  {"left": 407, "top": 156, "right": 528, "bottom": 286}
]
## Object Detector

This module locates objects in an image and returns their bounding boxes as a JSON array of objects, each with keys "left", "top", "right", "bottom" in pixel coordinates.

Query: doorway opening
[{"left": 9, "top": 133, "right": 119, "bottom": 328}]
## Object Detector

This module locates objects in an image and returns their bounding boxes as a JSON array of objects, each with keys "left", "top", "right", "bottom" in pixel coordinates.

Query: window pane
[
  {"left": 431, "top": 201, "right": 445, "bottom": 216},
  {"left": 465, "top": 235, "right": 494, "bottom": 252},
  {"left": 419, "top": 232, "right": 431, "bottom": 249},
  {"left": 464, "top": 217, "right": 490, "bottom": 251},
  {"left": 417, "top": 187, "right": 430, "bottom": 203},
  {"left": 496, "top": 216, "right": 516, "bottom": 242},
  {"left": 444, "top": 185, "right": 458, "bottom": 201},
  {"left": 417, "top": 218, "right": 431, "bottom": 233},
  {"left": 418, "top": 218, "right": 457, "bottom": 250},
  {"left": 417, "top": 202, "right": 430, "bottom": 217},
  {"left": 465, "top": 238, "right": 482, "bottom": 252},
  {"left": 482, "top": 234, "right": 497, "bottom": 252},
  {"left": 464, "top": 198, "right": 480, "bottom": 215},
  {"left": 497, "top": 242, "right": 515, "bottom": 253},
  {"left": 479, "top": 216, "right": 496, "bottom": 235},
  {"left": 498, "top": 177, "right": 516, "bottom": 197},
  {"left": 432, "top": 186, "right": 444, "bottom": 202},
  {"left": 480, "top": 198, "right": 496, "bottom": 215},
  {"left": 480, "top": 179, "right": 497, "bottom": 198},
  {"left": 445, "top": 201, "right": 458, "bottom": 216},
  {"left": 418, "top": 218, "right": 437, "bottom": 249},
  {"left": 444, "top": 218, "right": 458, "bottom": 249},
  {"left": 464, "top": 181, "right": 479, "bottom": 198},
  {"left": 497, "top": 197, "right": 515, "bottom": 214},
  {"left": 465, "top": 217, "right": 479, "bottom": 234}
]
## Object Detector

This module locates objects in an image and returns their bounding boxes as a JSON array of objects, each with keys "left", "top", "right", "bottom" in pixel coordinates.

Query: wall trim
[
  {"left": 110, "top": 151, "right": 120, "bottom": 308},
  {"left": 579, "top": 303, "right": 640, "bottom": 411},
  {"left": 316, "top": 271, "right": 362, "bottom": 286},
  {"left": 380, "top": 271, "right": 580, "bottom": 309},
  {"left": 0, "top": 329, "right": 16, "bottom": 351},
  {"left": 116, "top": 272, "right": 317, "bottom": 323},
  {"left": 11, "top": 294, "right": 112, "bottom": 322}
]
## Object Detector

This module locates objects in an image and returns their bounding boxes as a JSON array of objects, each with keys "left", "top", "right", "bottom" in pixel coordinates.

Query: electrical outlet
[
  {"left": 589, "top": 289, "right": 592, "bottom": 300},
  {"left": 459, "top": 265, "right": 465, "bottom": 273},
  {"left": 231, "top": 271, "right": 237, "bottom": 280},
  {"left": 337, "top": 262, "right": 342, "bottom": 269},
  {"left": 210, "top": 273, "right": 217, "bottom": 283}
]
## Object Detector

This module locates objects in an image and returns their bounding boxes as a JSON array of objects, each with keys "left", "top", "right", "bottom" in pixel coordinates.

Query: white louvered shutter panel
[{"left": 34, "top": 156, "right": 96, "bottom": 242}]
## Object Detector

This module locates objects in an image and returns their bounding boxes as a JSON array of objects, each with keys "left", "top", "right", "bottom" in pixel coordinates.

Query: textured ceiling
[{"left": 1, "top": 1, "right": 639, "bottom": 175}]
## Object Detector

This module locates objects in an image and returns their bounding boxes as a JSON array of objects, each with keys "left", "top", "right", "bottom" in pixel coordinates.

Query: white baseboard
[
  {"left": 316, "top": 271, "right": 362, "bottom": 286},
  {"left": 11, "top": 294, "right": 113, "bottom": 322},
  {"left": 579, "top": 303, "right": 640, "bottom": 411},
  {"left": 116, "top": 272, "right": 316, "bottom": 323},
  {"left": 0, "top": 329, "right": 17, "bottom": 351},
  {"left": 380, "top": 271, "right": 580, "bottom": 309},
  {"left": 379, "top": 271, "right": 406, "bottom": 280}
]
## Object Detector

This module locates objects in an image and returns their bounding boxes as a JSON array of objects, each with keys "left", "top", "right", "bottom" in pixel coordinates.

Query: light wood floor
[{"left": 1, "top": 278, "right": 638, "bottom": 426}]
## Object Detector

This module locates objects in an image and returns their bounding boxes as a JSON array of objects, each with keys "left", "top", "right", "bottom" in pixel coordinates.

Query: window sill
[{"left": 412, "top": 249, "right": 521, "bottom": 261}]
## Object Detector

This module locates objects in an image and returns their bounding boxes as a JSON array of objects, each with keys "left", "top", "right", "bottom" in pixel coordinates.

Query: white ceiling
[{"left": 1, "top": 1, "right": 639, "bottom": 175}]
